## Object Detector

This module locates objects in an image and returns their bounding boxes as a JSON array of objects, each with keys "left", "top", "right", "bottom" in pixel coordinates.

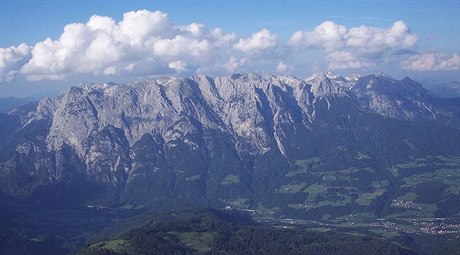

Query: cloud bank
[
  {"left": 403, "top": 53, "right": 460, "bottom": 71},
  {"left": 0, "top": 10, "right": 457, "bottom": 83},
  {"left": 288, "top": 20, "right": 418, "bottom": 70}
]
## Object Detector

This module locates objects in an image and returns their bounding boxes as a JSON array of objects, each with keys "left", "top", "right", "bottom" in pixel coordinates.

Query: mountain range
[
  {"left": 1, "top": 72, "right": 460, "bottom": 254},
  {"left": 1, "top": 72, "right": 460, "bottom": 207}
]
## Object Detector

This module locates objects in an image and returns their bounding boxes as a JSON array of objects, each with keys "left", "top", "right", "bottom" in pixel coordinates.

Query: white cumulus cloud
[
  {"left": 152, "top": 36, "right": 211, "bottom": 60},
  {"left": 0, "top": 11, "right": 457, "bottom": 83},
  {"left": 5, "top": 10, "right": 245, "bottom": 82},
  {"left": 234, "top": 29, "right": 278, "bottom": 53},
  {"left": 288, "top": 20, "right": 419, "bottom": 71},
  {"left": 288, "top": 21, "right": 347, "bottom": 51},
  {"left": 326, "top": 51, "right": 372, "bottom": 70},
  {"left": 346, "top": 20, "right": 417, "bottom": 55},
  {"left": 276, "top": 62, "right": 288, "bottom": 72},
  {"left": 0, "top": 43, "right": 31, "bottom": 83},
  {"left": 289, "top": 20, "right": 417, "bottom": 53},
  {"left": 168, "top": 60, "right": 188, "bottom": 72},
  {"left": 403, "top": 53, "right": 460, "bottom": 71},
  {"left": 224, "top": 57, "right": 247, "bottom": 72},
  {"left": 118, "top": 10, "right": 173, "bottom": 45}
]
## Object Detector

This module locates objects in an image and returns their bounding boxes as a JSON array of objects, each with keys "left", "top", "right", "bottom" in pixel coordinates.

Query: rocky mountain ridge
[
  {"left": 1, "top": 73, "right": 459, "bottom": 212},
  {"left": 17, "top": 73, "right": 460, "bottom": 154}
]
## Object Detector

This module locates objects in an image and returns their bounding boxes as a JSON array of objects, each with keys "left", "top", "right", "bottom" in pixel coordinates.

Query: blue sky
[{"left": 1, "top": 0, "right": 459, "bottom": 97}]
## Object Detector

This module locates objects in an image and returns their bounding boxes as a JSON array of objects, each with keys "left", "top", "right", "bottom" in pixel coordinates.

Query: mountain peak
[
  {"left": 345, "top": 73, "right": 361, "bottom": 82},
  {"left": 325, "top": 71, "right": 337, "bottom": 79},
  {"left": 376, "top": 72, "right": 394, "bottom": 79},
  {"left": 307, "top": 72, "right": 336, "bottom": 82},
  {"left": 306, "top": 72, "right": 351, "bottom": 97}
]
